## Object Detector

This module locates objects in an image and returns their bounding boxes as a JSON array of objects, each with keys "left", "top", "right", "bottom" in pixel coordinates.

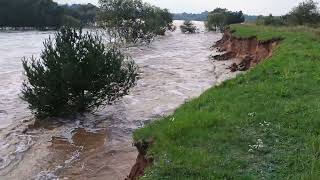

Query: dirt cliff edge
[
  {"left": 213, "top": 28, "right": 281, "bottom": 72},
  {"left": 125, "top": 141, "right": 153, "bottom": 180}
]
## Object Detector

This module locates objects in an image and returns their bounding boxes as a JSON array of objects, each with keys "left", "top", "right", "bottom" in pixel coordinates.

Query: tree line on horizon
[
  {"left": 2, "top": 0, "right": 319, "bottom": 30},
  {"left": 0, "top": 0, "right": 257, "bottom": 30},
  {"left": 173, "top": 11, "right": 210, "bottom": 21},
  {"left": 172, "top": 0, "right": 320, "bottom": 28},
  {"left": 0, "top": 0, "right": 174, "bottom": 32},
  {"left": 172, "top": 12, "right": 257, "bottom": 22},
  {"left": 0, "top": 0, "right": 98, "bottom": 29}
]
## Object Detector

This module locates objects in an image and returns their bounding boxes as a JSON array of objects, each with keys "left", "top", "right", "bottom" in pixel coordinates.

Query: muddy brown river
[{"left": 0, "top": 21, "right": 238, "bottom": 180}]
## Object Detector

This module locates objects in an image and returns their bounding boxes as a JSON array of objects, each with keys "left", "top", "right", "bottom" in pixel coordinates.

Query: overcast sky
[{"left": 53, "top": 0, "right": 320, "bottom": 15}]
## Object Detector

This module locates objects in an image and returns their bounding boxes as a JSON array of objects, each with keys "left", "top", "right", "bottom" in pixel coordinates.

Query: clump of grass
[{"left": 134, "top": 24, "right": 320, "bottom": 179}]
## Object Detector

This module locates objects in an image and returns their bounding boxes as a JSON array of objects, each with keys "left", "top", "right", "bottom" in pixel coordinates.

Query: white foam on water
[
  {"left": 34, "top": 150, "right": 81, "bottom": 180},
  {"left": 0, "top": 21, "right": 240, "bottom": 179}
]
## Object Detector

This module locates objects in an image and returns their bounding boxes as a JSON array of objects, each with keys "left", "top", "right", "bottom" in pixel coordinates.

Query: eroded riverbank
[{"left": 0, "top": 21, "right": 239, "bottom": 179}]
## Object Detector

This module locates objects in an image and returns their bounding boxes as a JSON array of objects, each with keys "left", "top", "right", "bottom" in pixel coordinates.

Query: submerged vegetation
[
  {"left": 180, "top": 20, "right": 197, "bottom": 33},
  {"left": 134, "top": 25, "right": 320, "bottom": 179},
  {"left": 206, "top": 8, "right": 245, "bottom": 31},
  {"left": 20, "top": 0, "right": 175, "bottom": 119},
  {"left": 98, "top": 0, "right": 173, "bottom": 44},
  {"left": 22, "top": 27, "right": 138, "bottom": 118}
]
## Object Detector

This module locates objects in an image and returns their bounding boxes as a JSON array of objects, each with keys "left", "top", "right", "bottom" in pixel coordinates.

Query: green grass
[{"left": 134, "top": 24, "right": 320, "bottom": 179}]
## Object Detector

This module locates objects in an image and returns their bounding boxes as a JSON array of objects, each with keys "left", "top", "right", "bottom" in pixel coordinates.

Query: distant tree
[
  {"left": 286, "top": 0, "right": 320, "bottom": 25},
  {"left": 173, "top": 11, "right": 209, "bottom": 21},
  {"left": 61, "top": 15, "right": 81, "bottom": 27},
  {"left": 206, "top": 8, "right": 245, "bottom": 31},
  {"left": 255, "top": 0, "right": 320, "bottom": 27},
  {"left": 206, "top": 8, "right": 226, "bottom": 31},
  {"left": 62, "top": 3, "right": 99, "bottom": 26},
  {"left": 244, "top": 15, "right": 258, "bottom": 23},
  {"left": 0, "top": 0, "right": 63, "bottom": 28},
  {"left": 98, "top": 0, "right": 173, "bottom": 44},
  {"left": 225, "top": 10, "right": 245, "bottom": 25},
  {"left": 256, "top": 14, "right": 285, "bottom": 26},
  {"left": 21, "top": 27, "right": 138, "bottom": 118},
  {"left": 144, "top": 7, "right": 173, "bottom": 35},
  {"left": 180, "top": 20, "right": 197, "bottom": 33},
  {"left": 0, "top": 0, "right": 99, "bottom": 29}
]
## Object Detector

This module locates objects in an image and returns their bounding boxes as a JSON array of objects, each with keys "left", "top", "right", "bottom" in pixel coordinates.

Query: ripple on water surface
[{"left": 0, "top": 21, "right": 240, "bottom": 179}]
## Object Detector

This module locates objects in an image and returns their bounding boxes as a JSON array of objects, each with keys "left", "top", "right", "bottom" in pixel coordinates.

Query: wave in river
[{"left": 0, "top": 21, "right": 240, "bottom": 179}]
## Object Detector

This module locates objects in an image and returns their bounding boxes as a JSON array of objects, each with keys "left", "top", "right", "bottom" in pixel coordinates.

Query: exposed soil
[
  {"left": 213, "top": 28, "right": 282, "bottom": 72},
  {"left": 125, "top": 141, "right": 153, "bottom": 180}
]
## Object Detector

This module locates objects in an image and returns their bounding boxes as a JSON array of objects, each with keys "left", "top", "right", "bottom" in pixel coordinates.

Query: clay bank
[{"left": 213, "top": 28, "right": 282, "bottom": 72}]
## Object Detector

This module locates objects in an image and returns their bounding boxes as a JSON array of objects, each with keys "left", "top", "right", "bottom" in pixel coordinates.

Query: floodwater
[{"left": 0, "top": 21, "right": 238, "bottom": 179}]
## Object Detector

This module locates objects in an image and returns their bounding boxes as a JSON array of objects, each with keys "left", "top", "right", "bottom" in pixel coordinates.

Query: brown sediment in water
[
  {"left": 51, "top": 128, "right": 107, "bottom": 151},
  {"left": 0, "top": 21, "right": 241, "bottom": 180},
  {"left": 213, "top": 28, "right": 282, "bottom": 72},
  {"left": 126, "top": 28, "right": 282, "bottom": 180},
  {"left": 49, "top": 128, "right": 108, "bottom": 175}
]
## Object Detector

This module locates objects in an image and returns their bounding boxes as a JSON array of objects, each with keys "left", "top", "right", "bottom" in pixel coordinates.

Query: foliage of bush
[
  {"left": 206, "top": 8, "right": 245, "bottom": 31},
  {"left": 180, "top": 20, "right": 197, "bottom": 33},
  {"left": 286, "top": 0, "right": 320, "bottom": 26},
  {"left": 22, "top": 27, "right": 138, "bottom": 119},
  {"left": 64, "top": 4, "right": 98, "bottom": 26},
  {"left": 98, "top": 0, "right": 173, "bottom": 44},
  {"left": 144, "top": 6, "right": 174, "bottom": 36},
  {"left": 256, "top": 0, "right": 320, "bottom": 27}
]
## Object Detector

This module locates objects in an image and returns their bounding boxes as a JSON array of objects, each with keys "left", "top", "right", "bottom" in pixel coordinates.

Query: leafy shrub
[
  {"left": 144, "top": 7, "right": 174, "bottom": 36},
  {"left": 256, "top": 0, "right": 320, "bottom": 27},
  {"left": 98, "top": 0, "right": 173, "bottom": 44},
  {"left": 286, "top": 0, "right": 320, "bottom": 26},
  {"left": 180, "top": 20, "right": 197, "bottom": 33},
  {"left": 21, "top": 27, "right": 138, "bottom": 119}
]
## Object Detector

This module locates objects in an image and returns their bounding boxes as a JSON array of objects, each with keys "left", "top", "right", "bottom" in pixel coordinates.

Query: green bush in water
[
  {"left": 21, "top": 27, "right": 138, "bottom": 119},
  {"left": 180, "top": 20, "right": 197, "bottom": 33}
]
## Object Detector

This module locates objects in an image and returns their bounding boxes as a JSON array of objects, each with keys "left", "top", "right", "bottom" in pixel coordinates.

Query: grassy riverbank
[{"left": 134, "top": 24, "right": 320, "bottom": 179}]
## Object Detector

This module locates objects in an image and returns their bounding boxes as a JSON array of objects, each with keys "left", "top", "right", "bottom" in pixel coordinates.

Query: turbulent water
[{"left": 0, "top": 21, "right": 238, "bottom": 180}]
